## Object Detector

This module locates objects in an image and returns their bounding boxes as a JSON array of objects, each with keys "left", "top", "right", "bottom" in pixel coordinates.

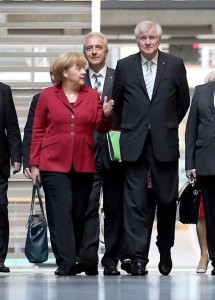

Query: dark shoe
[
  {"left": 131, "top": 262, "right": 148, "bottom": 276},
  {"left": 211, "top": 268, "right": 215, "bottom": 275},
  {"left": 55, "top": 265, "right": 77, "bottom": 276},
  {"left": 80, "top": 260, "right": 99, "bottom": 276},
  {"left": 0, "top": 263, "right": 10, "bottom": 273},
  {"left": 104, "top": 265, "right": 120, "bottom": 276},
  {"left": 121, "top": 258, "right": 132, "bottom": 274},
  {"left": 75, "top": 261, "right": 83, "bottom": 274},
  {"left": 84, "top": 261, "right": 98, "bottom": 276},
  {"left": 158, "top": 251, "right": 172, "bottom": 276}
]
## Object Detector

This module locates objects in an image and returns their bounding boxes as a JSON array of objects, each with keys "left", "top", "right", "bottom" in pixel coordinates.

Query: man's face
[
  {"left": 84, "top": 36, "right": 108, "bottom": 70},
  {"left": 137, "top": 25, "right": 160, "bottom": 60}
]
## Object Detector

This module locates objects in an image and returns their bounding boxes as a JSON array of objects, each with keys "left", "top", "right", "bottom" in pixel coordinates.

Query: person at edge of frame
[
  {"left": 0, "top": 82, "right": 22, "bottom": 273},
  {"left": 23, "top": 61, "right": 56, "bottom": 179},
  {"left": 185, "top": 71, "right": 215, "bottom": 276}
]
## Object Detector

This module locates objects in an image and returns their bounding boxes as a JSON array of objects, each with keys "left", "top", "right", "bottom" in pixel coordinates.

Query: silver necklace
[{"left": 65, "top": 93, "right": 76, "bottom": 98}]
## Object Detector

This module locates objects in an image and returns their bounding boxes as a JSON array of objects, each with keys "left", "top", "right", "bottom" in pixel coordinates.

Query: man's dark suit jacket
[
  {"left": 0, "top": 82, "right": 22, "bottom": 178},
  {"left": 23, "top": 67, "right": 115, "bottom": 170},
  {"left": 112, "top": 50, "right": 190, "bottom": 163},
  {"left": 85, "top": 67, "right": 115, "bottom": 169},
  {"left": 23, "top": 93, "right": 40, "bottom": 169},
  {"left": 185, "top": 81, "right": 215, "bottom": 175}
]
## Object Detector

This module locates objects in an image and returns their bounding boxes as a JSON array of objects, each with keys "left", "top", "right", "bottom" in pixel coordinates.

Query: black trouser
[
  {"left": 123, "top": 134, "right": 178, "bottom": 264},
  {"left": 101, "top": 162, "right": 124, "bottom": 267},
  {"left": 0, "top": 172, "right": 9, "bottom": 263},
  {"left": 41, "top": 170, "right": 93, "bottom": 270},
  {"left": 198, "top": 175, "right": 215, "bottom": 267},
  {"left": 79, "top": 147, "right": 103, "bottom": 266},
  {"left": 79, "top": 169, "right": 102, "bottom": 266}
]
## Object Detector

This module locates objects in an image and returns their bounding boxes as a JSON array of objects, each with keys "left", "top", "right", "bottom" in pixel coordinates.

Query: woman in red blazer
[{"left": 30, "top": 52, "right": 113, "bottom": 276}]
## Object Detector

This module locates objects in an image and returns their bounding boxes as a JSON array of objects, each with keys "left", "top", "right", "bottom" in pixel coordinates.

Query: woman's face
[{"left": 63, "top": 64, "right": 86, "bottom": 86}]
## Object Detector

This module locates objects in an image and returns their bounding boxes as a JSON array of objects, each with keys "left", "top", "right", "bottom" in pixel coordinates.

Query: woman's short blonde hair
[
  {"left": 52, "top": 52, "right": 86, "bottom": 84},
  {"left": 204, "top": 71, "right": 215, "bottom": 83}
]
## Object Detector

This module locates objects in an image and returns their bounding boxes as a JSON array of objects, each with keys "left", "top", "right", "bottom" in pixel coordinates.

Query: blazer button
[
  {"left": 71, "top": 132, "right": 75, "bottom": 135},
  {"left": 71, "top": 115, "right": 75, "bottom": 118},
  {"left": 71, "top": 123, "right": 75, "bottom": 127}
]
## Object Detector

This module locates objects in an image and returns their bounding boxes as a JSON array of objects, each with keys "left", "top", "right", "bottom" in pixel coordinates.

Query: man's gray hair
[
  {"left": 83, "top": 32, "right": 108, "bottom": 51},
  {"left": 204, "top": 71, "right": 215, "bottom": 83},
  {"left": 134, "top": 21, "right": 162, "bottom": 41}
]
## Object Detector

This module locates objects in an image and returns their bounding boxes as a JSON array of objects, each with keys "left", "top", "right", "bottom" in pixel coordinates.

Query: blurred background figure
[
  {"left": 186, "top": 71, "right": 215, "bottom": 276},
  {"left": 23, "top": 61, "right": 56, "bottom": 179},
  {"left": 0, "top": 82, "right": 22, "bottom": 272},
  {"left": 195, "top": 71, "right": 215, "bottom": 274}
]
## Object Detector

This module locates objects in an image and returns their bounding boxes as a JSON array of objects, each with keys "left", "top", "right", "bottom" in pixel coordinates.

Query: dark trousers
[
  {"left": 41, "top": 170, "right": 93, "bottom": 270},
  {"left": 123, "top": 134, "right": 178, "bottom": 264},
  {"left": 0, "top": 172, "right": 9, "bottom": 263},
  {"left": 79, "top": 169, "right": 102, "bottom": 266},
  {"left": 101, "top": 162, "right": 124, "bottom": 267},
  {"left": 198, "top": 175, "right": 215, "bottom": 266},
  {"left": 80, "top": 156, "right": 124, "bottom": 267}
]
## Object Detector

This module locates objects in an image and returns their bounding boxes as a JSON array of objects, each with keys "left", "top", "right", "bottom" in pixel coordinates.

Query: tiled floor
[
  {"left": 1, "top": 223, "right": 214, "bottom": 300},
  {"left": 1, "top": 270, "right": 215, "bottom": 300}
]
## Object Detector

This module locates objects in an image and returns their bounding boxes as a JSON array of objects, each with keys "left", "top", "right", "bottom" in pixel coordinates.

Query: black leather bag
[
  {"left": 25, "top": 182, "right": 48, "bottom": 263},
  {"left": 178, "top": 179, "right": 201, "bottom": 224}
]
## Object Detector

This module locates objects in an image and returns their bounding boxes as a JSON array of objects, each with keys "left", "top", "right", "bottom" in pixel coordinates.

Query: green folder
[{"left": 107, "top": 130, "right": 121, "bottom": 162}]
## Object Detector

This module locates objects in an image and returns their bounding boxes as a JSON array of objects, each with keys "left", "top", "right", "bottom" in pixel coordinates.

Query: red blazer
[{"left": 30, "top": 84, "right": 111, "bottom": 173}]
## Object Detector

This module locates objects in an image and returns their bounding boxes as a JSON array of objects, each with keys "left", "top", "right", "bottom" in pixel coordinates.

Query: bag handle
[
  {"left": 29, "top": 182, "right": 46, "bottom": 220},
  {"left": 189, "top": 178, "right": 195, "bottom": 186}
]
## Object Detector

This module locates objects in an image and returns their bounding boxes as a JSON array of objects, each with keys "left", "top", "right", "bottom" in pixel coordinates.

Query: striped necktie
[
  {"left": 145, "top": 61, "right": 153, "bottom": 100},
  {"left": 93, "top": 73, "right": 102, "bottom": 98}
]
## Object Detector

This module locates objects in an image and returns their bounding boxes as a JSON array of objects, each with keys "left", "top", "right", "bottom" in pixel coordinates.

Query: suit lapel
[
  {"left": 152, "top": 51, "right": 167, "bottom": 99},
  {"left": 133, "top": 53, "right": 148, "bottom": 95},
  {"left": 73, "top": 86, "right": 89, "bottom": 108},
  {"left": 102, "top": 67, "right": 114, "bottom": 101},
  {"left": 85, "top": 69, "right": 92, "bottom": 87},
  {"left": 55, "top": 85, "right": 88, "bottom": 110},
  {"left": 55, "top": 86, "right": 73, "bottom": 111},
  {"left": 208, "top": 82, "right": 215, "bottom": 114},
  {"left": 133, "top": 52, "right": 167, "bottom": 100}
]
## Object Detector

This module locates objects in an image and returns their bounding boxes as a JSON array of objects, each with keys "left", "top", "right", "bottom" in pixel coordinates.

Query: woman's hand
[
  {"left": 31, "top": 166, "right": 41, "bottom": 185},
  {"left": 24, "top": 167, "right": 32, "bottom": 179},
  {"left": 103, "top": 96, "right": 114, "bottom": 117}
]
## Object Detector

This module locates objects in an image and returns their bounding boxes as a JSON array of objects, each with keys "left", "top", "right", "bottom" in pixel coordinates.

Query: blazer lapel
[
  {"left": 73, "top": 85, "right": 89, "bottom": 108},
  {"left": 152, "top": 51, "right": 167, "bottom": 99},
  {"left": 133, "top": 53, "right": 148, "bottom": 95},
  {"left": 102, "top": 67, "right": 114, "bottom": 101},
  {"left": 55, "top": 85, "right": 88, "bottom": 110},
  {"left": 85, "top": 69, "right": 92, "bottom": 87},
  {"left": 208, "top": 82, "right": 215, "bottom": 114},
  {"left": 55, "top": 86, "right": 73, "bottom": 111}
]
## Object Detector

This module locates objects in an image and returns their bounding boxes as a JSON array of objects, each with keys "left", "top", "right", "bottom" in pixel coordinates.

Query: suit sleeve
[
  {"left": 23, "top": 94, "right": 39, "bottom": 169},
  {"left": 177, "top": 62, "right": 190, "bottom": 123},
  {"left": 4, "top": 86, "right": 22, "bottom": 165},
  {"left": 30, "top": 92, "right": 47, "bottom": 167},
  {"left": 112, "top": 61, "right": 125, "bottom": 128},
  {"left": 185, "top": 87, "right": 199, "bottom": 170},
  {"left": 94, "top": 93, "right": 112, "bottom": 133}
]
